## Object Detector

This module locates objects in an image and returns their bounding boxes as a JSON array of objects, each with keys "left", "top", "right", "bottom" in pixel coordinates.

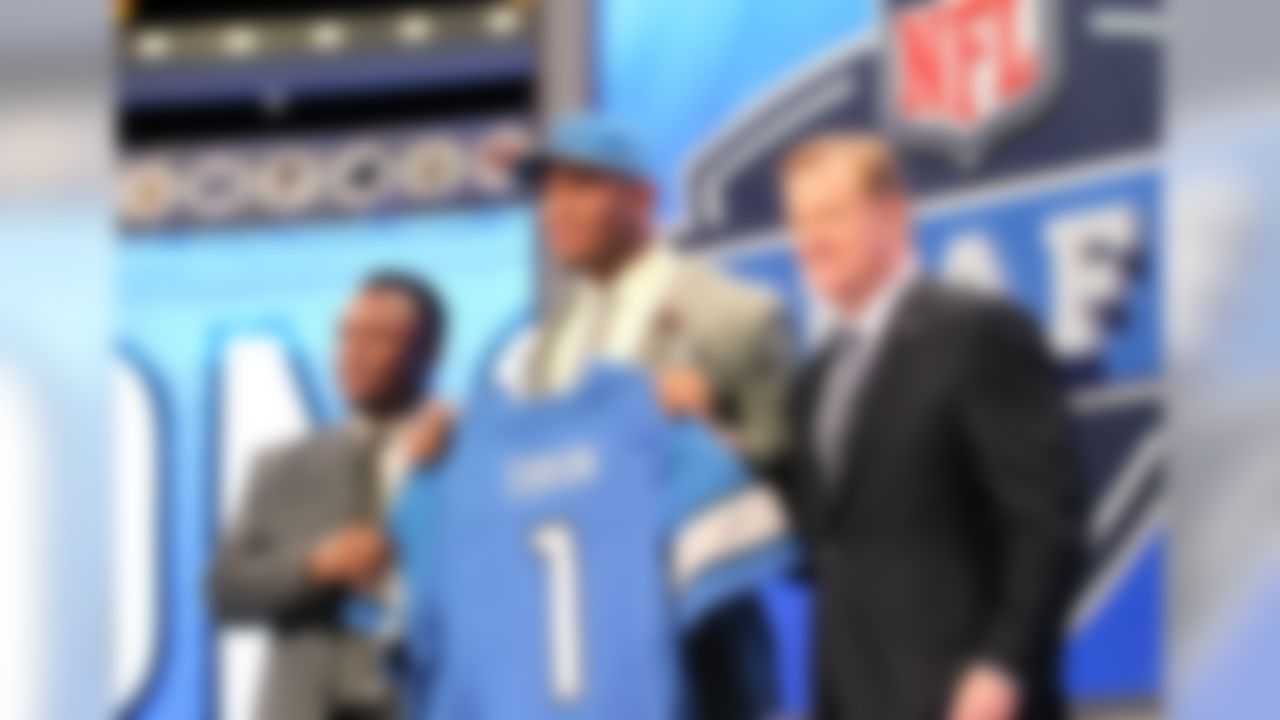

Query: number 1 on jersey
[{"left": 530, "top": 523, "right": 586, "bottom": 703}]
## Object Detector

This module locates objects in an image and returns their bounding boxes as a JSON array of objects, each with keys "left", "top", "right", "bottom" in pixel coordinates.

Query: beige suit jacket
[{"left": 526, "top": 251, "right": 794, "bottom": 470}]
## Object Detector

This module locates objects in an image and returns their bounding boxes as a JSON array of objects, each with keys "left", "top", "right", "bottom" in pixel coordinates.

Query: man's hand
[
  {"left": 306, "top": 524, "right": 391, "bottom": 591},
  {"left": 948, "top": 664, "right": 1020, "bottom": 720},
  {"left": 401, "top": 402, "right": 455, "bottom": 467},
  {"left": 657, "top": 365, "right": 713, "bottom": 419}
]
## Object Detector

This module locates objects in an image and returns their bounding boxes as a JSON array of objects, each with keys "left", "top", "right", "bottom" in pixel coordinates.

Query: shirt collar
[
  {"left": 577, "top": 241, "right": 675, "bottom": 301},
  {"left": 348, "top": 412, "right": 411, "bottom": 444},
  {"left": 839, "top": 257, "right": 919, "bottom": 340}
]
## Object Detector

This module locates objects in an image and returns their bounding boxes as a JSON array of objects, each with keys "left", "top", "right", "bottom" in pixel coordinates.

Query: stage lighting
[
  {"left": 396, "top": 13, "right": 437, "bottom": 46},
  {"left": 484, "top": 6, "right": 522, "bottom": 38},
  {"left": 220, "top": 25, "right": 261, "bottom": 61},
  {"left": 308, "top": 19, "right": 349, "bottom": 54},
  {"left": 133, "top": 30, "right": 173, "bottom": 64}
]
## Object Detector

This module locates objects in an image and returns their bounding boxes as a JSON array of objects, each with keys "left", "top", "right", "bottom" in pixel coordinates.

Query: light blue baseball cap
[{"left": 517, "top": 113, "right": 651, "bottom": 187}]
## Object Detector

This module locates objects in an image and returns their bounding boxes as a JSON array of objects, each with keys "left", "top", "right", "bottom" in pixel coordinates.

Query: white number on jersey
[{"left": 530, "top": 523, "right": 586, "bottom": 703}]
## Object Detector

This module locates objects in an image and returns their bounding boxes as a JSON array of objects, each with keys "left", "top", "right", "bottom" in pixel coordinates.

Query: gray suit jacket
[
  {"left": 529, "top": 253, "right": 794, "bottom": 472},
  {"left": 208, "top": 429, "right": 390, "bottom": 720}
]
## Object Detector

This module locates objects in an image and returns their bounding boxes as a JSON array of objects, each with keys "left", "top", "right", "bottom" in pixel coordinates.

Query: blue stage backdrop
[
  {"left": 115, "top": 1, "right": 1164, "bottom": 717},
  {"left": 600, "top": 0, "right": 1164, "bottom": 711}
]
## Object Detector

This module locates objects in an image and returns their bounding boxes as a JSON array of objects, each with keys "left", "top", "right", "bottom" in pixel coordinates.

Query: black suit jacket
[{"left": 784, "top": 280, "right": 1081, "bottom": 720}]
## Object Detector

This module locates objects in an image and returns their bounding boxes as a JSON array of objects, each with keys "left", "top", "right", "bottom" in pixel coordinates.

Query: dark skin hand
[
  {"left": 401, "top": 402, "right": 456, "bottom": 467},
  {"left": 306, "top": 524, "right": 391, "bottom": 593},
  {"left": 657, "top": 364, "right": 713, "bottom": 419}
]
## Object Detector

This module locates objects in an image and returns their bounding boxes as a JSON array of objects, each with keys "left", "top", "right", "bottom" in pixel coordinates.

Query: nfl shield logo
[{"left": 882, "top": 0, "right": 1065, "bottom": 167}]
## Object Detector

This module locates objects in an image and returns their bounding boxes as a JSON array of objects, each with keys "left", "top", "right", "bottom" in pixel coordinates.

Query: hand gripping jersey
[{"left": 391, "top": 363, "right": 794, "bottom": 720}]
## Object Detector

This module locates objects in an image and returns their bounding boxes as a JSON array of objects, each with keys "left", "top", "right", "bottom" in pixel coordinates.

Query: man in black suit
[{"left": 776, "top": 135, "right": 1081, "bottom": 720}]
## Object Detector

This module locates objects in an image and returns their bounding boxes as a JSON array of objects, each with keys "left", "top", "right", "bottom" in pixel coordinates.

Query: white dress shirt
[{"left": 542, "top": 243, "right": 680, "bottom": 393}]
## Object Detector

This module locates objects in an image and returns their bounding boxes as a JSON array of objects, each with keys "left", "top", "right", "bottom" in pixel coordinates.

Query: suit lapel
[
  {"left": 640, "top": 295, "right": 685, "bottom": 367},
  {"left": 331, "top": 428, "right": 374, "bottom": 518},
  {"left": 793, "top": 336, "right": 845, "bottom": 529},
  {"left": 638, "top": 258, "right": 702, "bottom": 368},
  {"left": 825, "top": 282, "right": 930, "bottom": 529}
]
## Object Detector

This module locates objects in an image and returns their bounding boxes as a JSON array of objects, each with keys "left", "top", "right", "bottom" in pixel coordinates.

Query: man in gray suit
[
  {"left": 516, "top": 114, "right": 795, "bottom": 718},
  {"left": 209, "top": 271, "right": 449, "bottom": 720}
]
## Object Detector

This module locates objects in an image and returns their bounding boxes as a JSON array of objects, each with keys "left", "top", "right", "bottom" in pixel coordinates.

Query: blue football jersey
[{"left": 391, "top": 362, "right": 794, "bottom": 720}]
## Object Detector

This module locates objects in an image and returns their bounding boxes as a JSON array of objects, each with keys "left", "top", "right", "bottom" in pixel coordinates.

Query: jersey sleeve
[
  {"left": 661, "top": 420, "right": 797, "bottom": 628},
  {"left": 387, "top": 467, "right": 446, "bottom": 713},
  {"left": 389, "top": 467, "right": 442, "bottom": 587}
]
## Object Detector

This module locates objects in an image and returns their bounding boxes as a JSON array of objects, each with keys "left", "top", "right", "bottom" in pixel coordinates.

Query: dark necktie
[{"left": 814, "top": 328, "right": 865, "bottom": 484}]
